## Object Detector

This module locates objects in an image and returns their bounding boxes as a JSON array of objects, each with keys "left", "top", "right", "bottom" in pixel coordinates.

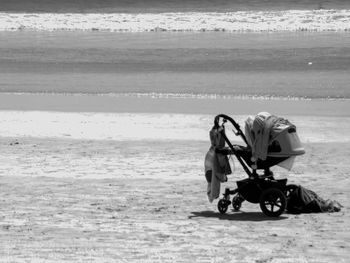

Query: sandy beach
[
  {"left": 0, "top": 5, "right": 350, "bottom": 261},
  {"left": 0, "top": 94, "right": 349, "bottom": 262},
  {"left": 0, "top": 136, "right": 349, "bottom": 262}
]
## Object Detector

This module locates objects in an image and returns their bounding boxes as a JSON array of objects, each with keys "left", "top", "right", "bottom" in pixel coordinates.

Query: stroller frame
[{"left": 214, "top": 114, "right": 298, "bottom": 217}]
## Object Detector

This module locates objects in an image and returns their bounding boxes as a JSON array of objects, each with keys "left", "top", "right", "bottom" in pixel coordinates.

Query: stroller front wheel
[
  {"left": 217, "top": 199, "right": 229, "bottom": 214},
  {"left": 259, "top": 188, "right": 286, "bottom": 217}
]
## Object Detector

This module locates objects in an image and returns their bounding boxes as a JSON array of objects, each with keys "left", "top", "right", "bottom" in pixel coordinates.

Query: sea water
[
  {"left": 1, "top": 9, "right": 350, "bottom": 32},
  {"left": 1, "top": 0, "right": 350, "bottom": 32}
]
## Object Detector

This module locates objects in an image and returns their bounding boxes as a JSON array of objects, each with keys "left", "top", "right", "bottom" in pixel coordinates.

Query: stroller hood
[
  {"left": 245, "top": 112, "right": 305, "bottom": 161},
  {"left": 267, "top": 124, "right": 305, "bottom": 158}
]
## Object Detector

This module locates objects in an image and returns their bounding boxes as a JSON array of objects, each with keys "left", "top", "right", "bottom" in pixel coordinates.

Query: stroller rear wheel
[{"left": 259, "top": 188, "right": 286, "bottom": 217}]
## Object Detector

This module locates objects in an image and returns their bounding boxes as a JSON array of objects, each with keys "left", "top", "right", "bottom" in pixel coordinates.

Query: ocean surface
[
  {"left": 0, "top": 0, "right": 349, "bottom": 100},
  {"left": 1, "top": 0, "right": 350, "bottom": 32},
  {"left": 1, "top": 9, "right": 350, "bottom": 32},
  {"left": 1, "top": 0, "right": 350, "bottom": 13}
]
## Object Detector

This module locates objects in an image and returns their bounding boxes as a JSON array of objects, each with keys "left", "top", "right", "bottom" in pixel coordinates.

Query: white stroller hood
[{"left": 245, "top": 112, "right": 305, "bottom": 168}]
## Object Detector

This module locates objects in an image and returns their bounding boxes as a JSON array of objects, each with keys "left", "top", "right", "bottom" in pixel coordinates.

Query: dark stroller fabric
[{"left": 287, "top": 185, "right": 342, "bottom": 213}]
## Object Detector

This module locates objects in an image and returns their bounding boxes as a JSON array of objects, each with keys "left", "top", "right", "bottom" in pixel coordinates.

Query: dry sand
[{"left": 0, "top": 136, "right": 349, "bottom": 262}]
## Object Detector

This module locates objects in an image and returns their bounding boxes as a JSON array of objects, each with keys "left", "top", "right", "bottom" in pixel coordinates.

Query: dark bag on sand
[{"left": 287, "top": 185, "right": 342, "bottom": 214}]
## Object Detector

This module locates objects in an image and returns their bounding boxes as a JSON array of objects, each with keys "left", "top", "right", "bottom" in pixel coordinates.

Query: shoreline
[{"left": 0, "top": 92, "right": 348, "bottom": 117}]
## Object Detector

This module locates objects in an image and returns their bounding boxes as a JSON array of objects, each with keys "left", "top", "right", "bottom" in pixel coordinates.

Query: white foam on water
[
  {"left": 0, "top": 111, "right": 349, "bottom": 143},
  {"left": 1, "top": 10, "right": 350, "bottom": 32}
]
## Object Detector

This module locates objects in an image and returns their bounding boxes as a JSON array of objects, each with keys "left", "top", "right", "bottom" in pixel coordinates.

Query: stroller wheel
[
  {"left": 259, "top": 188, "right": 286, "bottom": 217},
  {"left": 232, "top": 202, "right": 241, "bottom": 211},
  {"left": 232, "top": 194, "right": 244, "bottom": 211},
  {"left": 218, "top": 199, "right": 229, "bottom": 214}
]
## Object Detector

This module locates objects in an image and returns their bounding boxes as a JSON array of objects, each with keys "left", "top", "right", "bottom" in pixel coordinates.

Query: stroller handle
[{"left": 214, "top": 114, "right": 249, "bottom": 146}]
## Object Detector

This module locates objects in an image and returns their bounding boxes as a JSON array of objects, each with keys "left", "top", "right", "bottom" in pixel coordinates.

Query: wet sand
[
  {"left": 1, "top": 32, "right": 350, "bottom": 98},
  {"left": 0, "top": 92, "right": 349, "bottom": 116}
]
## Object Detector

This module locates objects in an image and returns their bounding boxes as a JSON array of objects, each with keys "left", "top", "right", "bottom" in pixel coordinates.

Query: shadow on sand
[{"left": 188, "top": 210, "right": 288, "bottom": 221}]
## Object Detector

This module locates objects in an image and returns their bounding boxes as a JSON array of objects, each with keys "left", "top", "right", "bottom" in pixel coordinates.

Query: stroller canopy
[{"left": 245, "top": 112, "right": 305, "bottom": 165}]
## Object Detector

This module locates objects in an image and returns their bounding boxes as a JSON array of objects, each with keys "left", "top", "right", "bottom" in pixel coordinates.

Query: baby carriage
[{"left": 212, "top": 113, "right": 305, "bottom": 217}]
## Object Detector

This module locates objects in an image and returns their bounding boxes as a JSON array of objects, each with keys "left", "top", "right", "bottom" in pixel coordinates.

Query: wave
[
  {"left": 1, "top": 10, "right": 350, "bottom": 32},
  {"left": 2, "top": 91, "right": 349, "bottom": 101},
  {"left": 99, "top": 92, "right": 350, "bottom": 101}
]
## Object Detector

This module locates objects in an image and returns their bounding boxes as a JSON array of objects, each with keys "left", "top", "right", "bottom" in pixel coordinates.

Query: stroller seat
[{"left": 217, "top": 145, "right": 290, "bottom": 170}]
